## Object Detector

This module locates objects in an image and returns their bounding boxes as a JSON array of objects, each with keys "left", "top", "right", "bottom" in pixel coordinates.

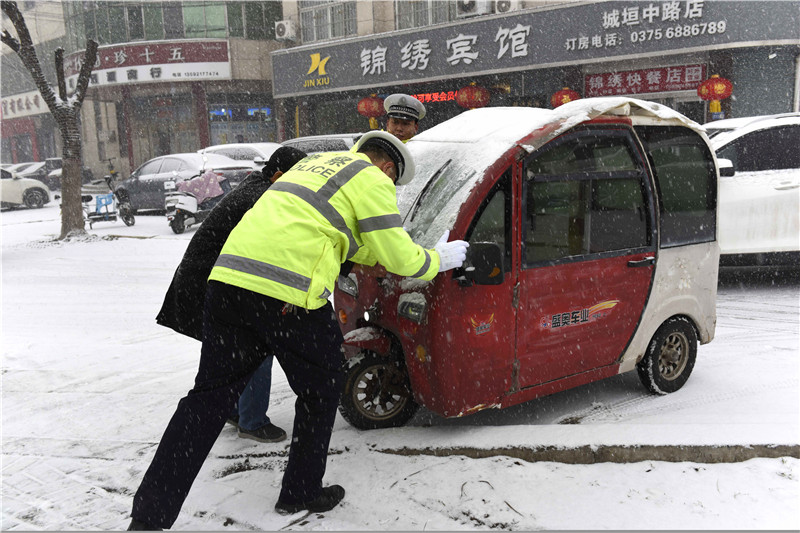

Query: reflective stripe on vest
[
  {"left": 269, "top": 158, "right": 371, "bottom": 260},
  {"left": 411, "top": 250, "right": 432, "bottom": 278},
  {"left": 358, "top": 213, "right": 402, "bottom": 233},
  {"left": 215, "top": 253, "right": 311, "bottom": 292}
]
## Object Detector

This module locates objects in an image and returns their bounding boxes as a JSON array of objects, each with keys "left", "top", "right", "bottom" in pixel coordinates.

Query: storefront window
[
  {"left": 108, "top": 5, "right": 126, "bottom": 43},
  {"left": 207, "top": 94, "right": 277, "bottom": 144}
]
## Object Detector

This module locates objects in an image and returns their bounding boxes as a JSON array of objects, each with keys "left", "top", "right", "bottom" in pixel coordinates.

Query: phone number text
[{"left": 630, "top": 21, "right": 727, "bottom": 43}]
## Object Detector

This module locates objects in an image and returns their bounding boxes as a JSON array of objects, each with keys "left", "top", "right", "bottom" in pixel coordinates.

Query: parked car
[
  {"left": 704, "top": 112, "right": 800, "bottom": 138},
  {"left": 710, "top": 113, "right": 800, "bottom": 267},
  {"left": 116, "top": 152, "right": 253, "bottom": 213},
  {"left": 281, "top": 133, "right": 362, "bottom": 154},
  {"left": 198, "top": 142, "right": 283, "bottom": 169},
  {"left": 333, "top": 97, "right": 720, "bottom": 430},
  {"left": 1, "top": 168, "right": 51, "bottom": 209},
  {"left": 3, "top": 162, "right": 38, "bottom": 174},
  {"left": 15, "top": 158, "right": 93, "bottom": 190}
]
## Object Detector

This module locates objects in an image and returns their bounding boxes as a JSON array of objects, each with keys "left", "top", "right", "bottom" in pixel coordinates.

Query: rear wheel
[
  {"left": 170, "top": 214, "right": 185, "bottom": 234},
  {"left": 637, "top": 316, "right": 697, "bottom": 395},
  {"left": 24, "top": 189, "right": 46, "bottom": 209},
  {"left": 338, "top": 352, "right": 419, "bottom": 430}
]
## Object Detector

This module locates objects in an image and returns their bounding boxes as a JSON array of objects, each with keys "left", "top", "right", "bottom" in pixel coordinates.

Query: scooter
[
  {"left": 164, "top": 170, "right": 231, "bottom": 234},
  {"left": 81, "top": 174, "right": 135, "bottom": 229}
]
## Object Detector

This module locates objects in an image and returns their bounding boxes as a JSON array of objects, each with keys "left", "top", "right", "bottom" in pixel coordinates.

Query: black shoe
[
  {"left": 127, "top": 518, "right": 161, "bottom": 531},
  {"left": 275, "top": 485, "right": 345, "bottom": 515},
  {"left": 226, "top": 414, "right": 240, "bottom": 428},
  {"left": 238, "top": 423, "right": 287, "bottom": 443}
]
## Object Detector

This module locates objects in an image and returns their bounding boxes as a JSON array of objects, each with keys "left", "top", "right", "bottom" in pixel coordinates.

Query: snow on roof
[{"left": 401, "top": 97, "right": 701, "bottom": 248}]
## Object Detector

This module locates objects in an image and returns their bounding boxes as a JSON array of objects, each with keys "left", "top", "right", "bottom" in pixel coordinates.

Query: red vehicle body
[{"left": 334, "top": 98, "right": 720, "bottom": 429}]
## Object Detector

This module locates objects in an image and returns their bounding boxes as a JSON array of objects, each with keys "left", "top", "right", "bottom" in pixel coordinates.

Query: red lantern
[
  {"left": 456, "top": 83, "right": 490, "bottom": 109},
  {"left": 357, "top": 94, "right": 384, "bottom": 129},
  {"left": 697, "top": 74, "right": 733, "bottom": 115},
  {"left": 550, "top": 87, "right": 580, "bottom": 108}
]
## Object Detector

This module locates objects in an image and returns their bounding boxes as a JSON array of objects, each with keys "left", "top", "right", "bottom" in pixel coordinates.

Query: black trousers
[{"left": 131, "top": 281, "right": 345, "bottom": 529}]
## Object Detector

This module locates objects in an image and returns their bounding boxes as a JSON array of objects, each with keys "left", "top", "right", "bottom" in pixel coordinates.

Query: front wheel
[
  {"left": 24, "top": 189, "right": 46, "bottom": 209},
  {"left": 338, "top": 352, "right": 419, "bottom": 430},
  {"left": 637, "top": 316, "right": 697, "bottom": 395},
  {"left": 120, "top": 207, "right": 135, "bottom": 226},
  {"left": 170, "top": 214, "right": 185, "bottom": 234}
]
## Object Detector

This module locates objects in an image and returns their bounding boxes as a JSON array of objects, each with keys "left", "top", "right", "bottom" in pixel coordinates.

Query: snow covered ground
[{"left": 2, "top": 204, "right": 798, "bottom": 530}]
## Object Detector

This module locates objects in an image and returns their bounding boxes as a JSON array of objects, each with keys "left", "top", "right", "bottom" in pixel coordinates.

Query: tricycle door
[
  {"left": 516, "top": 127, "right": 656, "bottom": 388},
  {"left": 428, "top": 172, "right": 517, "bottom": 414}
]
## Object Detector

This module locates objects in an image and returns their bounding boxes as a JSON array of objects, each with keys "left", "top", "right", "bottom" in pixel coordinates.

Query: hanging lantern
[
  {"left": 357, "top": 94, "right": 385, "bottom": 129},
  {"left": 697, "top": 74, "right": 733, "bottom": 116},
  {"left": 456, "top": 82, "right": 490, "bottom": 109},
  {"left": 550, "top": 87, "right": 580, "bottom": 108}
]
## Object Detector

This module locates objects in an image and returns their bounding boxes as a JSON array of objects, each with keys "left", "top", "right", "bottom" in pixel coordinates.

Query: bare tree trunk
[{"left": 2, "top": 0, "right": 97, "bottom": 240}]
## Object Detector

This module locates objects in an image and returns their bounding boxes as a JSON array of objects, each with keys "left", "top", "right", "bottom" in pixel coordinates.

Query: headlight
[
  {"left": 337, "top": 274, "right": 358, "bottom": 298},
  {"left": 398, "top": 299, "right": 426, "bottom": 324}
]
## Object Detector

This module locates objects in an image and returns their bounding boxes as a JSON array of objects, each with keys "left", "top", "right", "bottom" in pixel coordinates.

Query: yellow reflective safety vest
[{"left": 209, "top": 150, "right": 440, "bottom": 309}]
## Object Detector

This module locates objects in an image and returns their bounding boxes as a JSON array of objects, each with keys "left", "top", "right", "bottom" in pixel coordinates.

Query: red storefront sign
[
  {"left": 584, "top": 64, "right": 707, "bottom": 97},
  {"left": 63, "top": 40, "right": 231, "bottom": 88}
]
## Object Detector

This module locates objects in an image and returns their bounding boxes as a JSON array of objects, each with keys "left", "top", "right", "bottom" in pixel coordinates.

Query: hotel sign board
[{"left": 271, "top": 1, "right": 800, "bottom": 98}]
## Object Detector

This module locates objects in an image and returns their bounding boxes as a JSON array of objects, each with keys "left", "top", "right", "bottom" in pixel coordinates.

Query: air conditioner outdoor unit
[
  {"left": 275, "top": 20, "right": 297, "bottom": 42},
  {"left": 495, "top": 0, "right": 520, "bottom": 14},
  {"left": 456, "top": 0, "right": 494, "bottom": 17}
]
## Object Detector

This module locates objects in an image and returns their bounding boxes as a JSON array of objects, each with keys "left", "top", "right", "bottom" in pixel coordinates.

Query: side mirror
[
  {"left": 462, "top": 242, "right": 504, "bottom": 285},
  {"left": 253, "top": 157, "right": 266, "bottom": 166},
  {"left": 717, "top": 158, "right": 735, "bottom": 177}
]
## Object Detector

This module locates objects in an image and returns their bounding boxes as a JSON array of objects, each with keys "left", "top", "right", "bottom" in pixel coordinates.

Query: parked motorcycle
[{"left": 164, "top": 170, "right": 231, "bottom": 234}]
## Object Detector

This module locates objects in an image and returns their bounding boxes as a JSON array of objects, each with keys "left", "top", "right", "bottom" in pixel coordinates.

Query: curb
[{"left": 378, "top": 444, "right": 800, "bottom": 464}]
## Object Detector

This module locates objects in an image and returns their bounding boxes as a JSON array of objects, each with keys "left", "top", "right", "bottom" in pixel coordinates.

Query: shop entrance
[{"left": 129, "top": 94, "right": 198, "bottom": 165}]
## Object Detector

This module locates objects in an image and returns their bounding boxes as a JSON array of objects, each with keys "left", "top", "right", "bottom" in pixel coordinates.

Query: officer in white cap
[{"left": 384, "top": 93, "right": 427, "bottom": 142}]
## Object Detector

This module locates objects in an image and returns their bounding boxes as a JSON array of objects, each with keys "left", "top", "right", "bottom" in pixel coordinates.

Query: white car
[
  {"left": 198, "top": 142, "right": 282, "bottom": 169},
  {"left": 0, "top": 168, "right": 51, "bottom": 209},
  {"left": 709, "top": 113, "right": 800, "bottom": 266}
]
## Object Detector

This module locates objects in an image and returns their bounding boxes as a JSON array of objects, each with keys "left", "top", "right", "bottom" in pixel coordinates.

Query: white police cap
[
  {"left": 384, "top": 94, "right": 426, "bottom": 122},
  {"left": 355, "top": 130, "right": 416, "bottom": 186}
]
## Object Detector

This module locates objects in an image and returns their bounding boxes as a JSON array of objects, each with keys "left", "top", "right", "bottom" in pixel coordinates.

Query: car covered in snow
[
  {"left": 198, "top": 142, "right": 283, "bottom": 169},
  {"left": 708, "top": 113, "right": 800, "bottom": 267},
  {"left": 281, "top": 133, "right": 362, "bottom": 154},
  {"left": 1, "top": 168, "right": 51, "bottom": 209},
  {"left": 116, "top": 152, "right": 253, "bottom": 213},
  {"left": 334, "top": 97, "right": 721, "bottom": 429}
]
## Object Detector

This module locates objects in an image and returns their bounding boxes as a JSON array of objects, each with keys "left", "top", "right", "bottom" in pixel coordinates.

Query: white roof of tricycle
[{"left": 401, "top": 97, "right": 702, "bottom": 248}]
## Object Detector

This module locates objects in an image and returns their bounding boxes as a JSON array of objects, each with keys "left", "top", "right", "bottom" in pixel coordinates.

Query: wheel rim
[
  {"left": 657, "top": 331, "right": 689, "bottom": 381},
  {"left": 352, "top": 363, "right": 411, "bottom": 422},
  {"left": 26, "top": 191, "right": 43, "bottom": 208}
]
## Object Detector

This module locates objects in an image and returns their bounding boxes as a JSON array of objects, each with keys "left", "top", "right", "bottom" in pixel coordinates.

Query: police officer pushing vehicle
[{"left": 128, "top": 131, "right": 468, "bottom": 530}]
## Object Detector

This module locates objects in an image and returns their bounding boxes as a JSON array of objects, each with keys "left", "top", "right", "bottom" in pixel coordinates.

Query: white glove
[{"left": 434, "top": 230, "right": 469, "bottom": 273}]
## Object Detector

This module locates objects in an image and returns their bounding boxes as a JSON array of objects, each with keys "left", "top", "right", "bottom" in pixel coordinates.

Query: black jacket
[{"left": 156, "top": 147, "right": 307, "bottom": 340}]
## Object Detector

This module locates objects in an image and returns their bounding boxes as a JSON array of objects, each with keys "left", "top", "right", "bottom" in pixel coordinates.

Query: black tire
[
  {"left": 121, "top": 212, "right": 135, "bottom": 226},
  {"left": 23, "top": 189, "right": 46, "bottom": 209},
  {"left": 170, "top": 214, "right": 185, "bottom": 234},
  {"left": 338, "top": 352, "right": 419, "bottom": 430},
  {"left": 637, "top": 316, "right": 698, "bottom": 395}
]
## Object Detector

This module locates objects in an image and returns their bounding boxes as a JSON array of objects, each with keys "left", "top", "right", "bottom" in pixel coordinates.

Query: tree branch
[
  {"left": 1, "top": 0, "right": 57, "bottom": 111},
  {"left": 55, "top": 47, "right": 67, "bottom": 101},
  {"left": 72, "top": 39, "right": 98, "bottom": 108},
  {"left": 1, "top": 29, "right": 20, "bottom": 52}
]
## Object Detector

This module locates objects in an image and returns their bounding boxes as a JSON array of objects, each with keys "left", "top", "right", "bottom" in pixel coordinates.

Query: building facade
[
  {"left": 2, "top": 0, "right": 799, "bottom": 179},
  {"left": 272, "top": 0, "right": 800, "bottom": 138}
]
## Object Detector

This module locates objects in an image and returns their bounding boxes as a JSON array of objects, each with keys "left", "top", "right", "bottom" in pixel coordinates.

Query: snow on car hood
[{"left": 400, "top": 97, "right": 701, "bottom": 248}]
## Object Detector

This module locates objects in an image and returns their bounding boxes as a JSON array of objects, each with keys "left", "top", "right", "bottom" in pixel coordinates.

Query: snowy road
[{"left": 1, "top": 206, "right": 798, "bottom": 530}]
